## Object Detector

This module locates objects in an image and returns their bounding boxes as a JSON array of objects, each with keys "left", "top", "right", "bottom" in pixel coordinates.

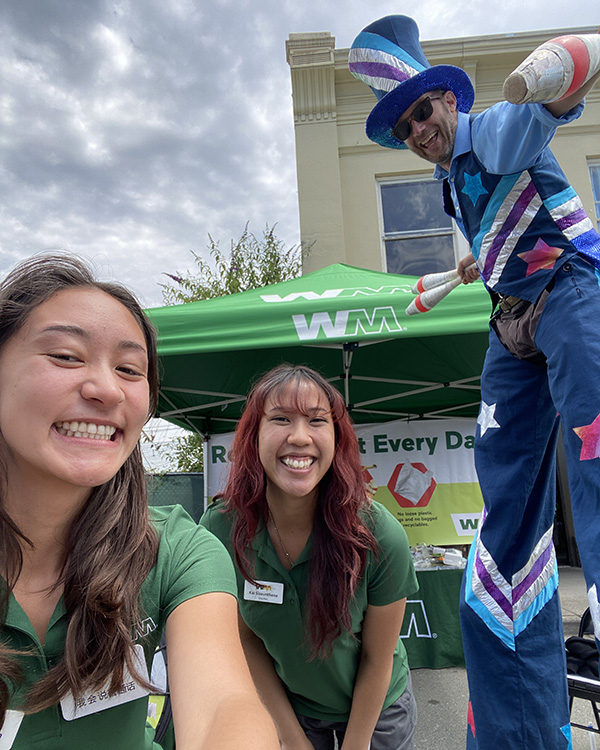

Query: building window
[
  {"left": 380, "top": 179, "right": 458, "bottom": 276},
  {"left": 589, "top": 163, "right": 600, "bottom": 227}
]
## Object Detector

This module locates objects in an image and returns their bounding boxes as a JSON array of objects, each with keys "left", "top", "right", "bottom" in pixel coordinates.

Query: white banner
[
  {"left": 355, "top": 419, "right": 482, "bottom": 545},
  {"left": 206, "top": 418, "right": 483, "bottom": 545}
]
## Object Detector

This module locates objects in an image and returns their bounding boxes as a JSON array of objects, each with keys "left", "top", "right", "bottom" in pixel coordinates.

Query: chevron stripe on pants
[{"left": 460, "top": 254, "right": 600, "bottom": 750}]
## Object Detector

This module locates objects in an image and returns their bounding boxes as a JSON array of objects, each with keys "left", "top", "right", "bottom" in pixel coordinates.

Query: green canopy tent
[
  {"left": 146, "top": 263, "right": 582, "bottom": 568},
  {"left": 146, "top": 263, "right": 494, "bottom": 668},
  {"left": 147, "top": 263, "right": 492, "bottom": 435}
]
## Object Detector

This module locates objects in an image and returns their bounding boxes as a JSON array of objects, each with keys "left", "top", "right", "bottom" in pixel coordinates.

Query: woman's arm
[
  {"left": 238, "top": 613, "right": 315, "bottom": 750},
  {"left": 165, "top": 592, "right": 279, "bottom": 750},
  {"left": 340, "top": 599, "right": 408, "bottom": 750}
]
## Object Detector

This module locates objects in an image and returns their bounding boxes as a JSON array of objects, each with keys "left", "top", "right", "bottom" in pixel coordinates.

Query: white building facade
[{"left": 286, "top": 26, "right": 600, "bottom": 278}]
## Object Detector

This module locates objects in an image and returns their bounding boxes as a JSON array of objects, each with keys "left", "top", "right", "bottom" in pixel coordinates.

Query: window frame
[
  {"left": 377, "top": 175, "right": 468, "bottom": 274},
  {"left": 588, "top": 160, "right": 600, "bottom": 230}
]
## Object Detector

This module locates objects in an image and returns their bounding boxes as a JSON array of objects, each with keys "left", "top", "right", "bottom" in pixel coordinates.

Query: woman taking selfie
[
  {"left": 201, "top": 364, "right": 418, "bottom": 750},
  {"left": 0, "top": 254, "right": 278, "bottom": 750}
]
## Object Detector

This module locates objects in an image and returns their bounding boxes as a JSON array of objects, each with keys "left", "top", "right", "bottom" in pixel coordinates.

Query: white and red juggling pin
[
  {"left": 405, "top": 263, "right": 477, "bottom": 316},
  {"left": 503, "top": 33, "right": 600, "bottom": 105},
  {"left": 410, "top": 267, "right": 465, "bottom": 294},
  {"left": 406, "top": 276, "right": 462, "bottom": 316}
]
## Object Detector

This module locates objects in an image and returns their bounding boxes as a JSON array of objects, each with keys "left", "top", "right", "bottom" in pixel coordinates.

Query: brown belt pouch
[{"left": 489, "top": 288, "right": 551, "bottom": 367}]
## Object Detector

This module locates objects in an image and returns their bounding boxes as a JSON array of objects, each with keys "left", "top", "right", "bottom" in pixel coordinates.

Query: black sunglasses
[{"left": 392, "top": 96, "right": 442, "bottom": 142}]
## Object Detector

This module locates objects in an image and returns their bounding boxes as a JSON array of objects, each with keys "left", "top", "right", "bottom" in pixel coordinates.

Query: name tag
[
  {"left": 0, "top": 711, "right": 24, "bottom": 749},
  {"left": 60, "top": 645, "right": 150, "bottom": 721},
  {"left": 244, "top": 580, "right": 284, "bottom": 604}
]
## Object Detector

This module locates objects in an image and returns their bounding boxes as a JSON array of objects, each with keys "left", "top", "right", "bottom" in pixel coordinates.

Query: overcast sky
[{"left": 0, "top": 1, "right": 595, "bottom": 308}]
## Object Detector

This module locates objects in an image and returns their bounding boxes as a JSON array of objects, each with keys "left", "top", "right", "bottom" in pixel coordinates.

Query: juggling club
[
  {"left": 405, "top": 275, "right": 463, "bottom": 316},
  {"left": 410, "top": 262, "right": 478, "bottom": 294},
  {"left": 410, "top": 267, "right": 463, "bottom": 294},
  {"left": 503, "top": 33, "right": 600, "bottom": 105}
]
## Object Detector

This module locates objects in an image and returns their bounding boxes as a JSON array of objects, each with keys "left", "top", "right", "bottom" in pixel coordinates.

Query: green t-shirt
[
  {"left": 2, "top": 505, "right": 236, "bottom": 749},
  {"left": 200, "top": 499, "right": 418, "bottom": 721}
]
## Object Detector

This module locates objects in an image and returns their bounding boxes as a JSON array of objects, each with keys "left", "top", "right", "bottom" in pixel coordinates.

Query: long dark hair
[
  {"left": 220, "top": 364, "right": 377, "bottom": 658},
  {"left": 0, "top": 254, "right": 160, "bottom": 722}
]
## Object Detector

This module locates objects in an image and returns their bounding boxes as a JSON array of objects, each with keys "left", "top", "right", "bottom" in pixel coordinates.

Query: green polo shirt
[
  {"left": 2, "top": 505, "right": 236, "bottom": 749},
  {"left": 200, "top": 500, "right": 418, "bottom": 722}
]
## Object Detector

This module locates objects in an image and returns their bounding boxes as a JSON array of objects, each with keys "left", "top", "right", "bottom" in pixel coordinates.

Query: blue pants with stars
[{"left": 460, "top": 255, "right": 600, "bottom": 749}]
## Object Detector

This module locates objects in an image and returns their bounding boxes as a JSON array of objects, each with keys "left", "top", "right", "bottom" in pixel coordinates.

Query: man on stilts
[{"left": 349, "top": 15, "right": 600, "bottom": 749}]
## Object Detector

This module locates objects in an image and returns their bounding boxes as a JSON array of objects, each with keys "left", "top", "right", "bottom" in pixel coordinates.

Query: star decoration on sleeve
[
  {"left": 517, "top": 239, "right": 563, "bottom": 277},
  {"left": 478, "top": 401, "right": 500, "bottom": 437},
  {"left": 573, "top": 413, "right": 600, "bottom": 461},
  {"left": 462, "top": 171, "right": 488, "bottom": 206}
]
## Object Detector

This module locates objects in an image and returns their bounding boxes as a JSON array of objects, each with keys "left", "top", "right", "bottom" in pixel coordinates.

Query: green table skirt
[{"left": 401, "top": 567, "right": 465, "bottom": 669}]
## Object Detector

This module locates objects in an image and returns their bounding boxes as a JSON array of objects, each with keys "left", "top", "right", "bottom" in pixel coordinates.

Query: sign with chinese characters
[
  {"left": 0, "top": 710, "right": 24, "bottom": 749},
  {"left": 60, "top": 645, "right": 150, "bottom": 721}
]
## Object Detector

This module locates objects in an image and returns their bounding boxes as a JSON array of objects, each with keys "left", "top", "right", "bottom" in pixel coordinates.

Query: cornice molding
[
  {"left": 287, "top": 32, "right": 337, "bottom": 122},
  {"left": 333, "top": 26, "right": 597, "bottom": 68}
]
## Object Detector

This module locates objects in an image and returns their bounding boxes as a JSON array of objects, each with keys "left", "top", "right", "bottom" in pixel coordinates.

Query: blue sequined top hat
[{"left": 349, "top": 15, "right": 474, "bottom": 150}]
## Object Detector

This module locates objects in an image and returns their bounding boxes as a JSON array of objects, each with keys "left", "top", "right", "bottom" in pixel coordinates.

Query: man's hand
[{"left": 457, "top": 253, "right": 479, "bottom": 284}]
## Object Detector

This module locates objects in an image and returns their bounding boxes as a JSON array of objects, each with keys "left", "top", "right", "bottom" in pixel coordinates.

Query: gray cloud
[{"left": 0, "top": 0, "right": 593, "bottom": 305}]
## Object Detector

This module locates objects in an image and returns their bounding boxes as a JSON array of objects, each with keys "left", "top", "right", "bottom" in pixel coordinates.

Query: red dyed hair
[{"left": 219, "top": 364, "right": 378, "bottom": 658}]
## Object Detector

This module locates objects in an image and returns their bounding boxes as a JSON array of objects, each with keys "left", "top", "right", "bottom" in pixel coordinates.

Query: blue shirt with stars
[
  {"left": 431, "top": 101, "right": 600, "bottom": 303},
  {"left": 434, "top": 104, "right": 582, "bottom": 229}
]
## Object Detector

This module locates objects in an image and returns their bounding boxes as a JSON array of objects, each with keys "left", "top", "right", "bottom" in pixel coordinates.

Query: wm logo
[
  {"left": 261, "top": 285, "right": 411, "bottom": 303},
  {"left": 451, "top": 513, "right": 481, "bottom": 536},
  {"left": 399, "top": 600, "right": 433, "bottom": 639},
  {"left": 134, "top": 616, "right": 158, "bottom": 640},
  {"left": 292, "top": 307, "right": 405, "bottom": 341},
  {"left": 261, "top": 290, "right": 343, "bottom": 303}
]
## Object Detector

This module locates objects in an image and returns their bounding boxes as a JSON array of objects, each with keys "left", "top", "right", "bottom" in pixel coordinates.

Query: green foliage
[
  {"left": 162, "top": 432, "right": 205, "bottom": 473},
  {"left": 156, "top": 223, "right": 305, "bottom": 473},
  {"left": 160, "top": 223, "right": 303, "bottom": 305}
]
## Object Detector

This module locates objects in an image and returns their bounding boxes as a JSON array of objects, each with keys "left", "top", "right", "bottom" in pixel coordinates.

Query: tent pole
[
  {"left": 203, "top": 436, "right": 209, "bottom": 513},
  {"left": 344, "top": 358, "right": 349, "bottom": 405},
  {"left": 342, "top": 343, "right": 358, "bottom": 409}
]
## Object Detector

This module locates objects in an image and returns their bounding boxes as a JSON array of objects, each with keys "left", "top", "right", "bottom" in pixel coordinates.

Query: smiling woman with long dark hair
[
  {"left": 201, "top": 364, "right": 419, "bottom": 750},
  {"left": 0, "top": 254, "right": 278, "bottom": 750}
]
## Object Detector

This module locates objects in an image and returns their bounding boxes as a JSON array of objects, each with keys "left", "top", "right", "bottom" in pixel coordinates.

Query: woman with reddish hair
[{"left": 201, "top": 364, "right": 418, "bottom": 750}]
